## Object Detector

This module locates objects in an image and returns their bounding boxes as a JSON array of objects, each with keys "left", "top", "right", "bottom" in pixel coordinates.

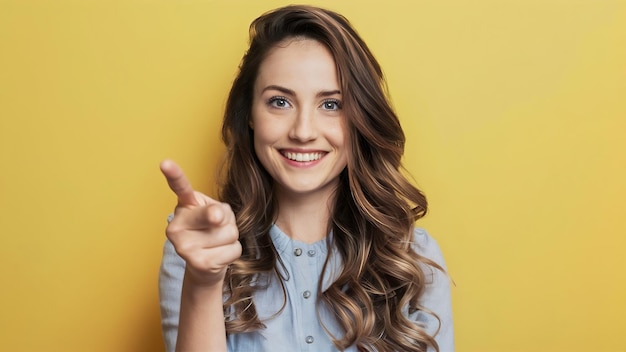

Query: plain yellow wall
[{"left": 1, "top": 0, "right": 624, "bottom": 351}]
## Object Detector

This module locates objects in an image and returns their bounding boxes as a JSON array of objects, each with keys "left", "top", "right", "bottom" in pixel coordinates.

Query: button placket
[
  {"left": 298, "top": 245, "right": 318, "bottom": 347},
  {"left": 291, "top": 240, "right": 325, "bottom": 349},
  {"left": 302, "top": 248, "right": 314, "bottom": 301}
]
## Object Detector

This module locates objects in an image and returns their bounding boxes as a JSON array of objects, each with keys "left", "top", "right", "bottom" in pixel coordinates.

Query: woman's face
[{"left": 251, "top": 38, "right": 348, "bottom": 199}]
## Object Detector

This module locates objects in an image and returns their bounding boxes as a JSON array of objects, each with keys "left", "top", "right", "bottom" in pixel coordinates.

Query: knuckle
[
  {"left": 223, "top": 223, "right": 240, "bottom": 242},
  {"left": 232, "top": 240, "right": 243, "bottom": 257},
  {"left": 176, "top": 240, "right": 196, "bottom": 256},
  {"left": 165, "top": 226, "right": 182, "bottom": 242},
  {"left": 206, "top": 204, "right": 222, "bottom": 222},
  {"left": 165, "top": 223, "right": 181, "bottom": 235}
]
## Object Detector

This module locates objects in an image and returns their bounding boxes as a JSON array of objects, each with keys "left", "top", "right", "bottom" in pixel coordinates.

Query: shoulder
[{"left": 411, "top": 227, "right": 447, "bottom": 271}]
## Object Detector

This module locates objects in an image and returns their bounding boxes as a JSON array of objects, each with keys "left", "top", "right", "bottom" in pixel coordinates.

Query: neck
[{"left": 274, "top": 187, "right": 336, "bottom": 244}]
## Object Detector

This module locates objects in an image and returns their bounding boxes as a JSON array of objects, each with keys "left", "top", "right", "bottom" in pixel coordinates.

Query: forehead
[{"left": 255, "top": 38, "right": 340, "bottom": 92}]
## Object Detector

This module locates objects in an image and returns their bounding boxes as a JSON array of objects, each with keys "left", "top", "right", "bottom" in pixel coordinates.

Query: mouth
[{"left": 280, "top": 151, "right": 326, "bottom": 162}]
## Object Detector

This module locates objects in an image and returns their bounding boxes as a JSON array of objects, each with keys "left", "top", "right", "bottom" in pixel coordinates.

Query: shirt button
[
  {"left": 305, "top": 336, "right": 314, "bottom": 344},
  {"left": 307, "top": 249, "right": 316, "bottom": 257},
  {"left": 303, "top": 290, "right": 311, "bottom": 299},
  {"left": 294, "top": 248, "right": 302, "bottom": 256}
]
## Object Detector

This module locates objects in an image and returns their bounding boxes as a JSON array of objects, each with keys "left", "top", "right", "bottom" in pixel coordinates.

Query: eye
[
  {"left": 321, "top": 99, "right": 342, "bottom": 111},
  {"left": 268, "top": 96, "right": 291, "bottom": 109}
]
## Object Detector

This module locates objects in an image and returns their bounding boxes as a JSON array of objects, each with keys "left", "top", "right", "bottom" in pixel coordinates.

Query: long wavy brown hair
[{"left": 219, "top": 5, "right": 442, "bottom": 352}]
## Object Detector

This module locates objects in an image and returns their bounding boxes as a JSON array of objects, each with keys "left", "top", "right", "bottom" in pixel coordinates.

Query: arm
[
  {"left": 159, "top": 239, "right": 185, "bottom": 352},
  {"left": 158, "top": 160, "right": 241, "bottom": 352},
  {"left": 159, "top": 240, "right": 228, "bottom": 352},
  {"left": 411, "top": 228, "right": 455, "bottom": 352},
  {"left": 176, "top": 271, "right": 227, "bottom": 352}
]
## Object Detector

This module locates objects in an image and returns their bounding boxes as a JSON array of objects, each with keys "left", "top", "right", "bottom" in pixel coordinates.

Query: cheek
[
  {"left": 252, "top": 129, "right": 265, "bottom": 160},
  {"left": 335, "top": 123, "right": 350, "bottom": 165},
  {"left": 252, "top": 122, "right": 281, "bottom": 164},
  {"left": 329, "top": 122, "right": 348, "bottom": 150},
  {"left": 252, "top": 123, "right": 275, "bottom": 146}
]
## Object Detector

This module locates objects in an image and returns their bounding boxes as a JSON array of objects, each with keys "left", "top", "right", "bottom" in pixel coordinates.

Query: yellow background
[{"left": 1, "top": 0, "right": 624, "bottom": 351}]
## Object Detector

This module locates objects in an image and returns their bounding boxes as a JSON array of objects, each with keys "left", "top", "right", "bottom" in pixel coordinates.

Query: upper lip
[{"left": 278, "top": 148, "right": 328, "bottom": 153}]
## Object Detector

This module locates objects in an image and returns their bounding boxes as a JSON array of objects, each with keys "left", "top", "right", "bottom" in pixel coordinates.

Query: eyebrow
[{"left": 262, "top": 85, "right": 341, "bottom": 98}]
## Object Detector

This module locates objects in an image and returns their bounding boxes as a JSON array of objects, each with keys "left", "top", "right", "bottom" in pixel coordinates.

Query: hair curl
[{"left": 219, "top": 5, "right": 442, "bottom": 352}]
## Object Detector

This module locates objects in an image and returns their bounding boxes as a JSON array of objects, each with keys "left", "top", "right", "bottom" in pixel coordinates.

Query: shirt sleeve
[
  {"left": 158, "top": 238, "right": 186, "bottom": 352},
  {"left": 410, "top": 228, "right": 455, "bottom": 352}
]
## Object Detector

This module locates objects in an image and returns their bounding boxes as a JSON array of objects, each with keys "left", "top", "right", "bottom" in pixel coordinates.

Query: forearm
[{"left": 175, "top": 271, "right": 227, "bottom": 352}]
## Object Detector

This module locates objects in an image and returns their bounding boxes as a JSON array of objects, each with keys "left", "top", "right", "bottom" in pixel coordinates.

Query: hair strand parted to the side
[{"left": 219, "top": 5, "right": 442, "bottom": 352}]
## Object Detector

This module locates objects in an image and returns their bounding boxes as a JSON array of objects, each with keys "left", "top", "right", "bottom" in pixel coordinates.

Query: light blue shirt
[{"left": 159, "top": 225, "right": 454, "bottom": 352}]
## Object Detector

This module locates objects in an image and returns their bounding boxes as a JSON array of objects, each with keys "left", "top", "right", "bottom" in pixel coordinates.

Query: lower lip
[{"left": 281, "top": 153, "right": 325, "bottom": 168}]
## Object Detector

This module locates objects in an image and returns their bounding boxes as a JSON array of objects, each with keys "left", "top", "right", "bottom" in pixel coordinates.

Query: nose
[{"left": 288, "top": 107, "right": 318, "bottom": 142}]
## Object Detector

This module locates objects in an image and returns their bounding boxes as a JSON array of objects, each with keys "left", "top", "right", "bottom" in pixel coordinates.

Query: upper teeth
[{"left": 284, "top": 152, "right": 323, "bottom": 162}]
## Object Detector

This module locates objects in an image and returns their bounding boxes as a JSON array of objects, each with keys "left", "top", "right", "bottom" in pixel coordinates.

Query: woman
[{"left": 159, "top": 5, "right": 453, "bottom": 352}]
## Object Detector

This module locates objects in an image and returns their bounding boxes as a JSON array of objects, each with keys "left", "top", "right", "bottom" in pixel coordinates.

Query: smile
[{"left": 282, "top": 151, "right": 325, "bottom": 162}]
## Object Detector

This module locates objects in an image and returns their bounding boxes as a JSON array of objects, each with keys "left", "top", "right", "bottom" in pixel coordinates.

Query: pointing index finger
[{"left": 160, "top": 159, "right": 198, "bottom": 207}]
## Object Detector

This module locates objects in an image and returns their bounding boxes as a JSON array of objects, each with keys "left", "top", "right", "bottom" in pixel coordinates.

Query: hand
[{"left": 160, "top": 159, "right": 242, "bottom": 287}]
